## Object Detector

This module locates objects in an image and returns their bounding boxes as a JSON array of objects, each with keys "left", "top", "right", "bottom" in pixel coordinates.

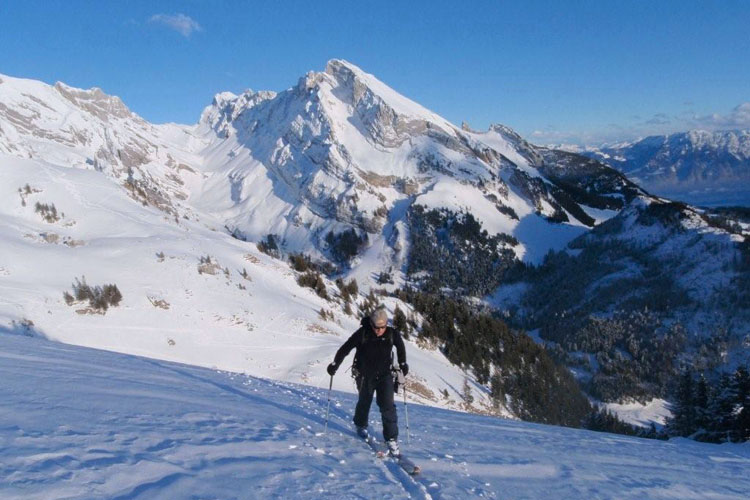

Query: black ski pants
[{"left": 353, "top": 372, "right": 398, "bottom": 441}]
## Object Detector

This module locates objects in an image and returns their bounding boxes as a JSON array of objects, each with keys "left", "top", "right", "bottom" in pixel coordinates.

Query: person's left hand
[{"left": 399, "top": 362, "right": 409, "bottom": 376}]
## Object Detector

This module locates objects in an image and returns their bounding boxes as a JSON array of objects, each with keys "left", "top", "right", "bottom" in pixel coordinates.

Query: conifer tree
[
  {"left": 734, "top": 366, "right": 750, "bottom": 440},
  {"left": 707, "top": 373, "right": 737, "bottom": 442},
  {"left": 668, "top": 370, "right": 695, "bottom": 437},
  {"left": 462, "top": 377, "right": 474, "bottom": 406},
  {"left": 490, "top": 373, "right": 503, "bottom": 409},
  {"left": 694, "top": 374, "right": 710, "bottom": 434},
  {"left": 393, "top": 305, "right": 407, "bottom": 336}
]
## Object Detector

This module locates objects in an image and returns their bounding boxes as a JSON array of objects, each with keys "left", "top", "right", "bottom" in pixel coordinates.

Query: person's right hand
[{"left": 327, "top": 362, "right": 338, "bottom": 376}]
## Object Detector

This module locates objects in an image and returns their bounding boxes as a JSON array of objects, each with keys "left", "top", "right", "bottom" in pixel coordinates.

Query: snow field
[
  {"left": 0, "top": 152, "right": 494, "bottom": 415},
  {"left": 2, "top": 333, "right": 749, "bottom": 500}
]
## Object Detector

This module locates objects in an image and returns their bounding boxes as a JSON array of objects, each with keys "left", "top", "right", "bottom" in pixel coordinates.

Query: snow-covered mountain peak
[
  {"left": 586, "top": 129, "right": 750, "bottom": 205},
  {"left": 0, "top": 74, "right": 208, "bottom": 221},
  {"left": 320, "top": 58, "right": 457, "bottom": 142},
  {"left": 199, "top": 89, "right": 277, "bottom": 136},
  {"left": 0, "top": 65, "right": 642, "bottom": 279},
  {"left": 489, "top": 123, "right": 523, "bottom": 141},
  {"left": 52, "top": 81, "right": 135, "bottom": 122},
  {"left": 0, "top": 73, "right": 138, "bottom": 126},
  {"left": 182, "top": 60, "right": 648, "bottom": 281},
  {"left": 681, "top": 128, "right": 750, "bottom": 154}
]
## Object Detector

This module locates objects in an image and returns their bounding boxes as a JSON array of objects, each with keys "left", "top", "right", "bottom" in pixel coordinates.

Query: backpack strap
[
  {"left": 351, "top": 326, "right": 366, "bottom": 374},
  {"left": 352, "top": 324, "right": 395, "bottom": 379}
]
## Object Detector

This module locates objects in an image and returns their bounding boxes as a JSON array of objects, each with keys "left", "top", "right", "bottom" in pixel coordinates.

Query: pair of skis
[
  {"left": 362, "top": 433, "right": 421, "bottom": 475},
  {"left": 324, "top": 374, "right": 419, "bottom": 475}
]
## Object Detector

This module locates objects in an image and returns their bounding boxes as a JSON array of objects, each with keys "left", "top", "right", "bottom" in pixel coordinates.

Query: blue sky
[{"left": 1, "top": 0, "right": 748, "bottom": 145}]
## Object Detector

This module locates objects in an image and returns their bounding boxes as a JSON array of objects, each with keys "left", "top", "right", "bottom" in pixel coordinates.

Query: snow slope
[
  {"left": 3, "top": 332, "right": 749, "bottom": 500},
  {"left": 0, "top": 152, "right": 495, "bottom": 415}
]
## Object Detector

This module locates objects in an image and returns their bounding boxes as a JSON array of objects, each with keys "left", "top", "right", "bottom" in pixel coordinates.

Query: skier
[{"left": 327, "top": 306, "right": 408, "bottom": 457}]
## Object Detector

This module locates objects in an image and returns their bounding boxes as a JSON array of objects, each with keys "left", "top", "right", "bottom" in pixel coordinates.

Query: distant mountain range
[{"left": 578, "top": 130, "right": 750, "bottom": 206}]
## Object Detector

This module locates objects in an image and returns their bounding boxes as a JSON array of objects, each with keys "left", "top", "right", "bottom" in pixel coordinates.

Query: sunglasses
[{"left": 372, "top": 324, "right": 387, "bottom": 331}]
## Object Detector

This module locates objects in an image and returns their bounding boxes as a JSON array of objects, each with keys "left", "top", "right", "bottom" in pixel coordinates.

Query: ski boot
[
  {"left": 386, "top": 439, "right": 401, "bottom": 457},
  {"left": 356, "top": 426, "right": 369, "bottom": 439}
]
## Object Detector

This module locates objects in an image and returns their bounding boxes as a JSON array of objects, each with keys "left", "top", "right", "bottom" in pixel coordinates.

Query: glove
[
  {"left": 399, "top": 363, "right": 409, "bottom": 376},
  {"left": 327, "top": 362, "right": 338, "bottom": 376}
]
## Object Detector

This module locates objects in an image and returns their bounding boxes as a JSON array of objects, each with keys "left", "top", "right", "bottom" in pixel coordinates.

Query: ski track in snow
[{"left": 2, "top": 334, "right": 750, "bottom": 500}]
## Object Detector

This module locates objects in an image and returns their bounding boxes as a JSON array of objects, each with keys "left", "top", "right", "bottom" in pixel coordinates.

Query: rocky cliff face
[{"left": 0, "top": 74, "right": 206, "bottom": 218}]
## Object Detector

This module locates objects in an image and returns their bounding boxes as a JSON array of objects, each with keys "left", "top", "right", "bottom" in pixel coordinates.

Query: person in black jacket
[{"left": 327, "top": 306, "right": 408, "bottom": 456}]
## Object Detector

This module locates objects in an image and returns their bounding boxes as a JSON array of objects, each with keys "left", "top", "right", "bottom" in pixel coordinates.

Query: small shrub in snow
[
  {"left": 18, "top": 183, "right": 41, "bottom": 207},
  {"left": 289, "top": 253, "right": 336, "bottom": 275},
  {"left": 197, "top": 255, "right": 222, "bottom": 275},
  {"left": 148, "top": 296, "right": 170, "bottom": 309},
  {"left": 335, "top": 278, "right": 358, "bottom": 302},
  {"left": 243, "top": 253, "right": 260, "bottom": 264},
  {"left": 10, "top": 318, "right": 35, "bottom": 336},
  {"left": 298, "top": 271, "right": 328, "bottom": 300},
  {"left": 40, "top": 232, "right": 60, "bottom": 244},
  {"left": 377, "top": 270, "right": 394, "bottom": 285},
  {"left": 65, "top": 276, "right": 122, "bottom": 313},
  {"left": 62, "top": 237, "right": 85, "bottom": 247},
  {"left": 393, "top": 305, "right": 408, "bottom": 336},
  {"left": 289, "top": 253, "right": 312, "bottom": 272},
  {"left": 35, "top": 202, "right": 61, "bottom": 223},
  {"left": 358, "top": 290, "right": 379, "bottom": 317},
  {"left": 257, "top": 234, "right": 280, "bottom": 258},
  {"left": 462, "top": 378, "right": 474, "bottom": 406}
]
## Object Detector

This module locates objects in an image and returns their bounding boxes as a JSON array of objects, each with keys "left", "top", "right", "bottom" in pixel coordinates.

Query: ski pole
[
  {"left": 403, "top": 378, "right": 411, "bottom": 444},
  {"left": 324, "top": 374, "right": 333, "bottom": 435}
]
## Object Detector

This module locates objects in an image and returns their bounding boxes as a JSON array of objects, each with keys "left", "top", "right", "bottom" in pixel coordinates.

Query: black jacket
[{"left": 333, "top": 316, "right": 406, "bottom": 378}]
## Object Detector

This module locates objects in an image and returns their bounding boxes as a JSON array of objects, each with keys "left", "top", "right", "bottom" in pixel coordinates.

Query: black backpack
[{"left": 351, "top": 323, "right": 396, "bottom": 391}]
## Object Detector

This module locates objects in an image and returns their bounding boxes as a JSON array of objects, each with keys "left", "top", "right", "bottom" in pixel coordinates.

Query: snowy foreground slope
[{"left": 3, "top": 333, "right": 749, "bottom": 500}]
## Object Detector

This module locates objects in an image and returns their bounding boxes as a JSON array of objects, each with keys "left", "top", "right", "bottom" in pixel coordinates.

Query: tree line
[
  {"left": 667, "top": 367, "right": 750, "bottom": 443},
  {"left": 397, "top": 288, "right": 592, "bottom": 427}
]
